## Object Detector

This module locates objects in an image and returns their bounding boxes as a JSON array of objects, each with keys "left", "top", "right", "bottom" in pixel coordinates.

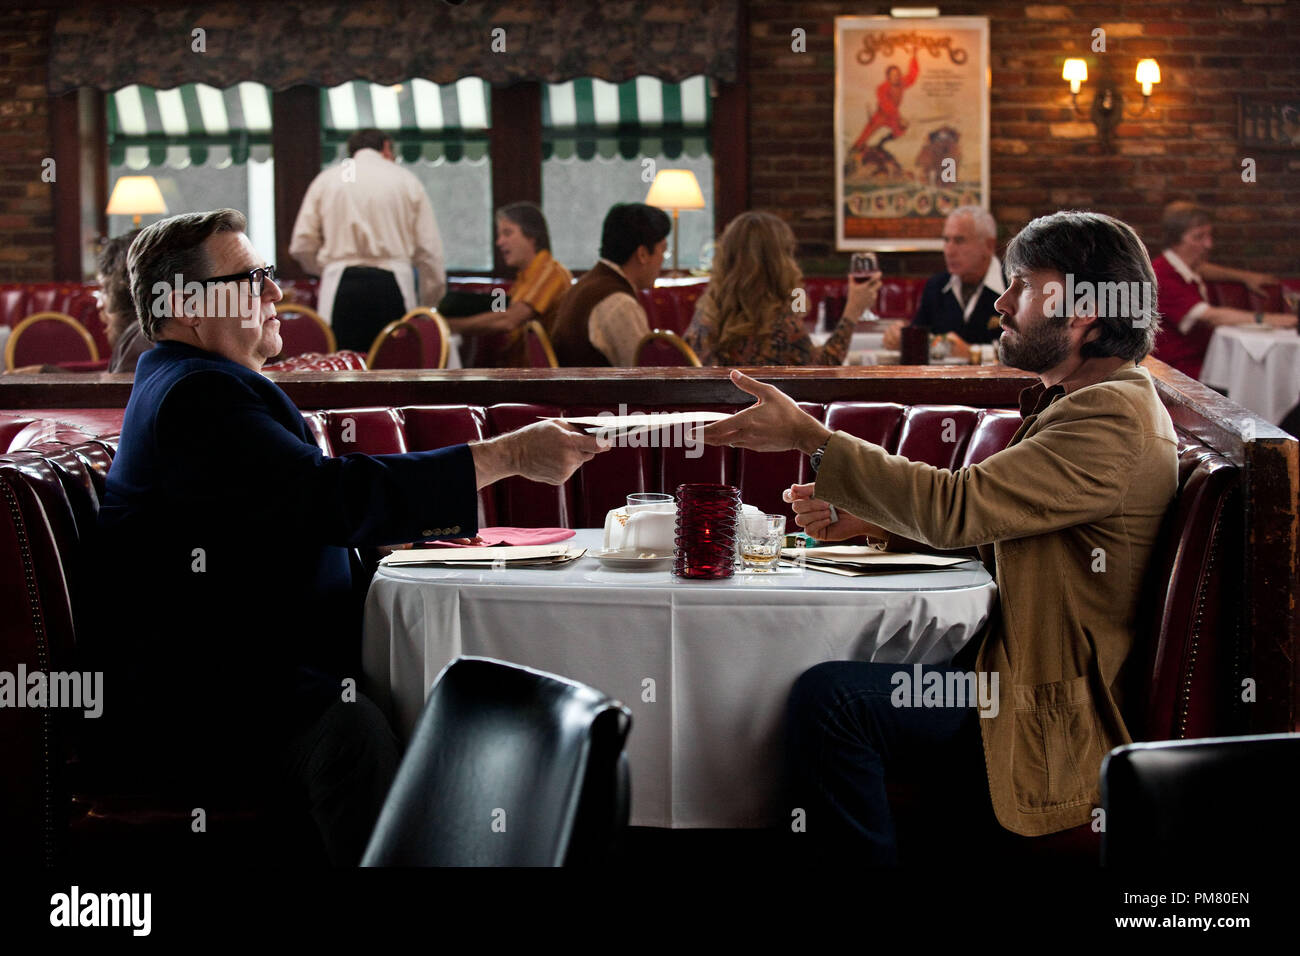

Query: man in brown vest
[{"left": 549, "top": 202, "right": 671, "bottom": 366}]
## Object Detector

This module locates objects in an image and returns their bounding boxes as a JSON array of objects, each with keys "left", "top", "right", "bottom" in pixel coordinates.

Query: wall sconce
[{"left": 1062, "top": 57, "right": 1161, "bottom": 151}]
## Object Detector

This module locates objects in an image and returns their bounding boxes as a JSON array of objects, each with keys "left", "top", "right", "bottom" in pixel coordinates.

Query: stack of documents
[
  {"left": 380, "top": 544, "right": 586, "bottom": 568},
  {"left": 779, "top": 545, "right": 971, "bottom": 576}
]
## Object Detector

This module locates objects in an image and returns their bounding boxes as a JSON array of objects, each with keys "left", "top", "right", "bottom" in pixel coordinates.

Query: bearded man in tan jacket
[{"left": 700, "top": 211, "right": 1178, "bottom": 862}]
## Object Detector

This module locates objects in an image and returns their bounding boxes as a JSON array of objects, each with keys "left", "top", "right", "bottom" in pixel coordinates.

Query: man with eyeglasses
[{"left": 85, "top": 209, "right": 605, "bottom": 865}]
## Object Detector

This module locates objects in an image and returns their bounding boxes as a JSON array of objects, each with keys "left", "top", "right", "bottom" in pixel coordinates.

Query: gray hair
[
  {"left": 948, "top": 205, "right": 997, "bottom": 241},
  {"left": 128, "top": 209, "right": 247, "bottom": 341},
  {"left": 1161, "top": 200, "right": 1212, "bottom": 251},
  {"left": 1004, "top": 210, "right": 1160, "bottom": 362}
]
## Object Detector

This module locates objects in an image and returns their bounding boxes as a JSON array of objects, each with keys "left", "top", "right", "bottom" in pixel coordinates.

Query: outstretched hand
[{"left": 697, "top": 370, "right": 831, "bottom": 454}]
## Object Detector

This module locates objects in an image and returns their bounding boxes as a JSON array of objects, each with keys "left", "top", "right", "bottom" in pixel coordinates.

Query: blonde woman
[{"left": 684, "top": 211, "right": 880, "bottom": 366}]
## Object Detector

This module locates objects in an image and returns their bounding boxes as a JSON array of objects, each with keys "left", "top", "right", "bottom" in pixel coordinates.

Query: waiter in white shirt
[{"left": 289, "top": 128, "right": 446, "bottom": 355}]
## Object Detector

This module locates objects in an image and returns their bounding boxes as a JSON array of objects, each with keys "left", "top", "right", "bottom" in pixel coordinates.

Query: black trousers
[{"left": 331, "top": 266, "right": 407, "bottom": 354}]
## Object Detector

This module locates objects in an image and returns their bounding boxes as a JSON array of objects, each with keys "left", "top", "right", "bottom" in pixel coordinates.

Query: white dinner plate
[{"left": 596, "top": 550, "right": 675, "bottom": 571}]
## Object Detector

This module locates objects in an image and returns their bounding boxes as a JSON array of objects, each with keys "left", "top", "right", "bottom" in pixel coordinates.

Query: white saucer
[{"left": 596, "top": 550, "right": 675, "bottom": 571}]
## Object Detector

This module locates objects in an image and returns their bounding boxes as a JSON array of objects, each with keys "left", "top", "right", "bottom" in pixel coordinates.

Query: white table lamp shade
[
  {"left": 106, "top": 176, "right": 168, "bottom": 218},
  {"left": 644, "top": 169, "right": 705, "bottom": 210}
]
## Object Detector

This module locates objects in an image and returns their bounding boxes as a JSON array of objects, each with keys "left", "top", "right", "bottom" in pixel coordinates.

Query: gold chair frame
[
  {"left": 634, "top": 329, "right": 703, "bottom": 367},
  {"left": 5, "top": 311, "right": 99, "bottom": 371}
]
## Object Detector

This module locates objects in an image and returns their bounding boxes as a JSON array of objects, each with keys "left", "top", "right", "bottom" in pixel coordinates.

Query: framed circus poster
[{"left": 835, "top": 15, "right": 990, "bottom": 251}]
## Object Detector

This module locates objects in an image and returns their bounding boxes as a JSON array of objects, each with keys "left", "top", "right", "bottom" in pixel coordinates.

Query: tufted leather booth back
[{"left": 0, "top": 401, "right": 1247, "bottom": 866}]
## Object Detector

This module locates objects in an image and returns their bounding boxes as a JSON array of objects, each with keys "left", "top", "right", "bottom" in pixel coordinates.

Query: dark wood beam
[
  {"left": 50, "top": 90, "right": 81, "bottom": 281},
  {"left": 271, "top": 86, "right": 322, "bottom": 281},
  {"left": 488, "top": 82, "right": 542, "bottom": 273},
  {"left": 91, "top": 90, "right": 107, "bottom": 241},
  {"left": 712, "top": 2, "right": 749, "bottom": 233}
]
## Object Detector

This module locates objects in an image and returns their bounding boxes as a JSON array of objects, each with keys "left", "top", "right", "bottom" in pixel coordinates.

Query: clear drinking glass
[
  {"left": 627, "top": 492, "right": 675, "bottom": 513},
  {"left": 738, "top": 514, "right": 787, "bottom": 571}
]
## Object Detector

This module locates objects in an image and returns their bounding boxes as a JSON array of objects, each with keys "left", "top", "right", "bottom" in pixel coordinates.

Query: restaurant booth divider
[{"left": 1, "top": 361, "right": 1295, "bottom": 865}]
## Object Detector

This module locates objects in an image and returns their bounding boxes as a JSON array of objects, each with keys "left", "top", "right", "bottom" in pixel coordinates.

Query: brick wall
[
  {"left": 749, "top": 0, "right": 1300, "bottom": 276},
  {"left": 0, "top": 9, "right": 53, "bottom": 282},
  {"left": 1, "top": 4, "right": 1297, "bottom": 282}
]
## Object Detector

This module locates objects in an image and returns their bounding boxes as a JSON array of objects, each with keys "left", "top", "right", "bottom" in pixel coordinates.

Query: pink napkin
[{"left": 418, "top": 527, "right": 576, "bottom": 548}]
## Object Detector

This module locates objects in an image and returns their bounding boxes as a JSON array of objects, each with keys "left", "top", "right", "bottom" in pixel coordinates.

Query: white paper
[{"left": 781, "top": 546, "right": 969, "bottom": 568}]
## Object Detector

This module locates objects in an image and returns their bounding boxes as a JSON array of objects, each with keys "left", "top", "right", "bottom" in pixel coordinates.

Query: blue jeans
[{"left": 786, "top": 659, "right": 996, "bottom": 865}]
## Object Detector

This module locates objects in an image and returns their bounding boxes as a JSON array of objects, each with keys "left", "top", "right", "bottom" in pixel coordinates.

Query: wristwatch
[
  {"left": 1254, "top": 311, "right": 1264, "bottom": 325},
  {"left": 809, "top": 437, "right": 831, "bottom": 474}
]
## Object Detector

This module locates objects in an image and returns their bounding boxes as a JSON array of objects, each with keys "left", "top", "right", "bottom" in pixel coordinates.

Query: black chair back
[
  {"left": 362, "top": 657, "right": 632, "bottom": 866},
  {"left": 1101, "top": 733, "right": 1300, "bottom": 866}
]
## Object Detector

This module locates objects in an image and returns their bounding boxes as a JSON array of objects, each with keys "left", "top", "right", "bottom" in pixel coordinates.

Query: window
[
  {"left": 542, "top": 76, "right": 714, "bottom": 271},
  {"left": 107, "top": 83, "right": 275, "bottom": 260},
  {"left": 321, "top": 79, "right": 493, "bottom": 272}
]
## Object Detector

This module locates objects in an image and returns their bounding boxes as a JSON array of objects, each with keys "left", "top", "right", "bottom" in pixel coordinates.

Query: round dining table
[
  {"left": 1199, "top": 326, "right": 1300, "bottom": 424},
  {"left": 361, "top": 529, "right": 997, "bottom": 829}
]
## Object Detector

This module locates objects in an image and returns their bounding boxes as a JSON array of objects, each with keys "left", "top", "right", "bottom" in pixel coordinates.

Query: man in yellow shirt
[{"left": 446, "top": 202, "right": 572, "bottom": 367}]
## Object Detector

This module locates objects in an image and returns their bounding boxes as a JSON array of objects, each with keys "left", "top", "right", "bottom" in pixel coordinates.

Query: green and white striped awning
[
  {"left": 543, "top": 76, "right": 711, "bottom": 160},
  {"left": 109, "top": 83, "right": 272, "bottom": 169},
  {"left": 109, "top": 75, "right": 713, "bottom": 169},
  {"left": 321, "top": 79, "right": 491, "bottom": 164}
]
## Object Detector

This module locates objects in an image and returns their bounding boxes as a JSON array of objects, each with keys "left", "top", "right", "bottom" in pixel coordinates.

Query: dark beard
[{"left": 997, "top": 319, "right": 1071, "bottom": 373}]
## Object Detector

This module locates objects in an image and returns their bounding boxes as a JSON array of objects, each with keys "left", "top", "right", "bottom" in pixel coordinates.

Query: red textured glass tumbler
[{"left": 673, "top": 483, "right": 741, "bottom": 579}]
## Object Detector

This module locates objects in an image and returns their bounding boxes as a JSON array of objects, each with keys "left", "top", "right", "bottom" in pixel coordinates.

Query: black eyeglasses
[{"left": 199, "top": 264, "right": 277, "bottom": 297}]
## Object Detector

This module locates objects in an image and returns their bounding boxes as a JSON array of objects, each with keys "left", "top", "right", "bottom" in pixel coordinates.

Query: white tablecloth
[
  {"left": 361, "top": 529, "right": 997, "bottom": 828},
  {"left": 1200, "top": 326, "right": 1300, "bottom": 424},
  {"left": 809, "top": 329, "right": 887, "bottom": 360}
]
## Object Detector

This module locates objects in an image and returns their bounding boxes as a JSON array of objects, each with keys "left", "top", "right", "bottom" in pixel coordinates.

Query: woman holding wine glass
[{"left": 683, "top": 211, "right": 881, "bottom": 366}]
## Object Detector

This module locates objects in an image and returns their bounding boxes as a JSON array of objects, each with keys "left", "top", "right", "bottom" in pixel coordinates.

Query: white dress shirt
[
  {"left": 289, "top": 148, "right": 446, "bottom": 322},
  {"left": 941, "top": 255, "right": 1007, "bottom": 321}
]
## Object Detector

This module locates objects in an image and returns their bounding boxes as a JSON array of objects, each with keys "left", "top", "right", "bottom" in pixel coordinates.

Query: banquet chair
[
  {"left": 636, "top": 330, "right": 702, "bottom": 367},
  {"left": 362, "top": 657, "right": 632, "bottom": 867},
  {"left": 1101, "top": 733, "right": 1300, "bottom": 867},
  {"left": 5, "top": 312, "right": 99, "bottom": 370},
  {"left": 522, "top": 319, "right": 559, "bottom": 368},
  {"left": 274, "top": 303, "right": 336, "bottom": 358},
  {"left": 367, "top": 319, "right": 418, "bottom": 369},
  {"left": 398, "top": 307, "right": 452, "bottom": 368}
]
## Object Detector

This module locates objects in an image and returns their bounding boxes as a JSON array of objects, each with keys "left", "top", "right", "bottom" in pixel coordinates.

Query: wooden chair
[
  {"left": 274, "top": 303, "right": 335, "bottom": 358},
  {"left": 636, "top": 329, "right": 702, "bottom": 367},
  {"left": 397, "top": 307, "right": 451, "bottom": 369},
  {"left": 5, "top": 312, "right": 98, "bottom": 370},
  {"left": 367, "top": 310, "right": 451, "bottom": 370},
  {"left": 522, "top": 320, "right": 559, "bottom": 368}
]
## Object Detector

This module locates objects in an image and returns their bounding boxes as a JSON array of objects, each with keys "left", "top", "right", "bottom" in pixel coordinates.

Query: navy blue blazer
[
  {"left": 910, "top": 271, "right": 1005, "bottom": 344},
  {"left": 89, "top": 341, "right": 478, "bottom": 780}
]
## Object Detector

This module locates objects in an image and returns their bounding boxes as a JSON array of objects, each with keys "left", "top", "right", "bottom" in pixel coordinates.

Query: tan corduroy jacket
[{"left": 815, "top": 363, "right": 1178, "bottom": 835}]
